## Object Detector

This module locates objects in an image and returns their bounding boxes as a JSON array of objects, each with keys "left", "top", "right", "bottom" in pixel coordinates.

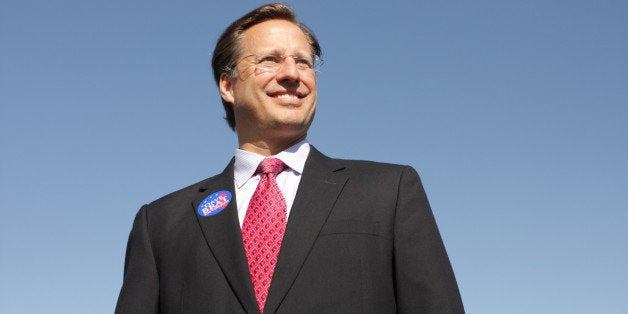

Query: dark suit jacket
[{"left": 116, "top": 148, "right": 464, "bottom": 313}]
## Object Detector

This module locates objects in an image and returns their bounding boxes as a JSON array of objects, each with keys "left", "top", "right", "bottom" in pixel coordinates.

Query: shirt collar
[{"left": 234, "top": 139, "right": 310, "bottom": 188}]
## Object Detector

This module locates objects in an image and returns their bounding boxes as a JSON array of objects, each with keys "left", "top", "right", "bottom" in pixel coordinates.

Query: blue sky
[{"left": 1, "top": 0, "right": 626, "bottom": 313}]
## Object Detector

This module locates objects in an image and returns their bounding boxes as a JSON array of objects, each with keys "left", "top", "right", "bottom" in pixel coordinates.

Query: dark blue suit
[{"left": 116, "top": 147, "right": 464, "bottom": 313}]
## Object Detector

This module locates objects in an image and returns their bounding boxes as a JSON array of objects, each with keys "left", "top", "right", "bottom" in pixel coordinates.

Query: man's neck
[{"left": 238, "top": 134, "right": 307, "bottom": 156}]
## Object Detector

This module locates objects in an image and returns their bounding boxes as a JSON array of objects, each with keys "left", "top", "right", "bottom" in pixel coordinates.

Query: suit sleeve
[
  {"left": 115, "top": 205, "right": 159, "bottom": 314},
  {"left": 393, "top": 166, "right": 464, "bottom": 313}
]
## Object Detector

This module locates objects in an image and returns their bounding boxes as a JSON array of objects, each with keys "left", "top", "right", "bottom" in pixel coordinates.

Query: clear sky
[{"left": 1, "top": 0, "right": 626, "bottom": 313}]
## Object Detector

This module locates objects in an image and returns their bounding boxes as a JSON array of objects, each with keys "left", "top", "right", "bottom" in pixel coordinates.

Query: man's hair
[{"left": 211, "top": 3, "right": 321, "bottom": 131}]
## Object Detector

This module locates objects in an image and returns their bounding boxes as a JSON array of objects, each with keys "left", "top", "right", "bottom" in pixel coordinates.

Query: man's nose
[{"left": 275, "top": 57, "right": 300, "bottom": 82}]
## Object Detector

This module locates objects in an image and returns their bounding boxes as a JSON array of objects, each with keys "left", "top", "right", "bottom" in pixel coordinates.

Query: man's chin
[{"left": 268, "top": 120, "right": 311, "bottom": 136}]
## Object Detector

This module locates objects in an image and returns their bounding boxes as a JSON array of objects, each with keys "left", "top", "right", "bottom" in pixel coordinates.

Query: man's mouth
[
  {"left": 276, "top": 93, "right": 299, "bottom": 100},
  {"left": 269, "top": 91, "right": 305, "bottom": 99}
]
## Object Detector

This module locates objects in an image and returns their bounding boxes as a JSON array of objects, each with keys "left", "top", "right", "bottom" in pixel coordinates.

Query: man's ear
[{"left": 219, "top": 73, "right": 235, "bottom": 104}]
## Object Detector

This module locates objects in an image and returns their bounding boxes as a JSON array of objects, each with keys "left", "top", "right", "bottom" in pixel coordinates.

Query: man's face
[{"left": 219, "top": 19, "right": 317, "bottom": 141}]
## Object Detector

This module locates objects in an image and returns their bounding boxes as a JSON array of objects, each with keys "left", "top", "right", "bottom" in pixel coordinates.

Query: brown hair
[{"left": 211, "top": 3, "right": 321, "bottom": 130}]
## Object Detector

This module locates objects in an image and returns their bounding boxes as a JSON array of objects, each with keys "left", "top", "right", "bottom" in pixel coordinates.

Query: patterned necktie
[{"left": 241, "top": 157, "right": 287, "bottom": 313}]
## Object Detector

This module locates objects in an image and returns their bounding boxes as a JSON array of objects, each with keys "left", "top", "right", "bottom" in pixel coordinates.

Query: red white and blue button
[{"left": 197, "top": 190, "right": 232, "bottom": 217}]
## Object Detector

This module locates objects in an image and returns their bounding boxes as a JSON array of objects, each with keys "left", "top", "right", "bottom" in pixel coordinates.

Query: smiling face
[{"left": 219, "top": 19, "right": 317, "bottom": 149}]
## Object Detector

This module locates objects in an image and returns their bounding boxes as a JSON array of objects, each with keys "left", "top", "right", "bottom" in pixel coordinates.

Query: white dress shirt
[{"left": 233, "top": 140, "right": 310, "bottom": 227}]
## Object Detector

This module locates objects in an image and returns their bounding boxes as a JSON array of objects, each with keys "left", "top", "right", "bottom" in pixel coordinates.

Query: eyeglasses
[{"left": 227, "top": 53, "right": 322, "bottom": 76}]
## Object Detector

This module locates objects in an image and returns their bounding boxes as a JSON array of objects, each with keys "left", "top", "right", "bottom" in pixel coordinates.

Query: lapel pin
[{"left": 197, "top": 190, "right": 232, "bottom": 217}]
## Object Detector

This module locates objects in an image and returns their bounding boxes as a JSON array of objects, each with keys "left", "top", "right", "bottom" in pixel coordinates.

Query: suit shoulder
[
  {"left": 310, "top": 146, "right": 420, "bottom": 176},
  {"left": 333, "top": 158, "right": 419, "bottom": 176}
]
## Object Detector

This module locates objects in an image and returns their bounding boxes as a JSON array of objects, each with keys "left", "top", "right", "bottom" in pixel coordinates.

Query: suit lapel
[
  {"left": 264, "top": 148, "right": 348, "bottom": 313},
  {"left": 192, "top": 160, "right": 258, "bottom": 313}
]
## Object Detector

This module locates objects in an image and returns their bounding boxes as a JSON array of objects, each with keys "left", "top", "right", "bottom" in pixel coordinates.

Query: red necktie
[{"left": 241, "top": 158, "right": 287, "bottom": 313}]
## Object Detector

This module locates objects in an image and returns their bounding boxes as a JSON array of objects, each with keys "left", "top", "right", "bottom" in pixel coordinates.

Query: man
[{"left": 116, "top": 3, "right": 464, "bottom": 313}]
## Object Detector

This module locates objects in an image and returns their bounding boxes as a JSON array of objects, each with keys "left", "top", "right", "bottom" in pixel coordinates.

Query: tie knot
[{"left": 258, "top": 158, "right": 286, "bottom": 175}]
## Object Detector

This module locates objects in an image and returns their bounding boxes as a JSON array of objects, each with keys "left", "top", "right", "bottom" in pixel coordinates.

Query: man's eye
[
  {"left": 259, "top": 56, "right": 280, "bottom": 63},
  {"left": 295, "top": 58, "right": 313, "bottom": 68}
]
